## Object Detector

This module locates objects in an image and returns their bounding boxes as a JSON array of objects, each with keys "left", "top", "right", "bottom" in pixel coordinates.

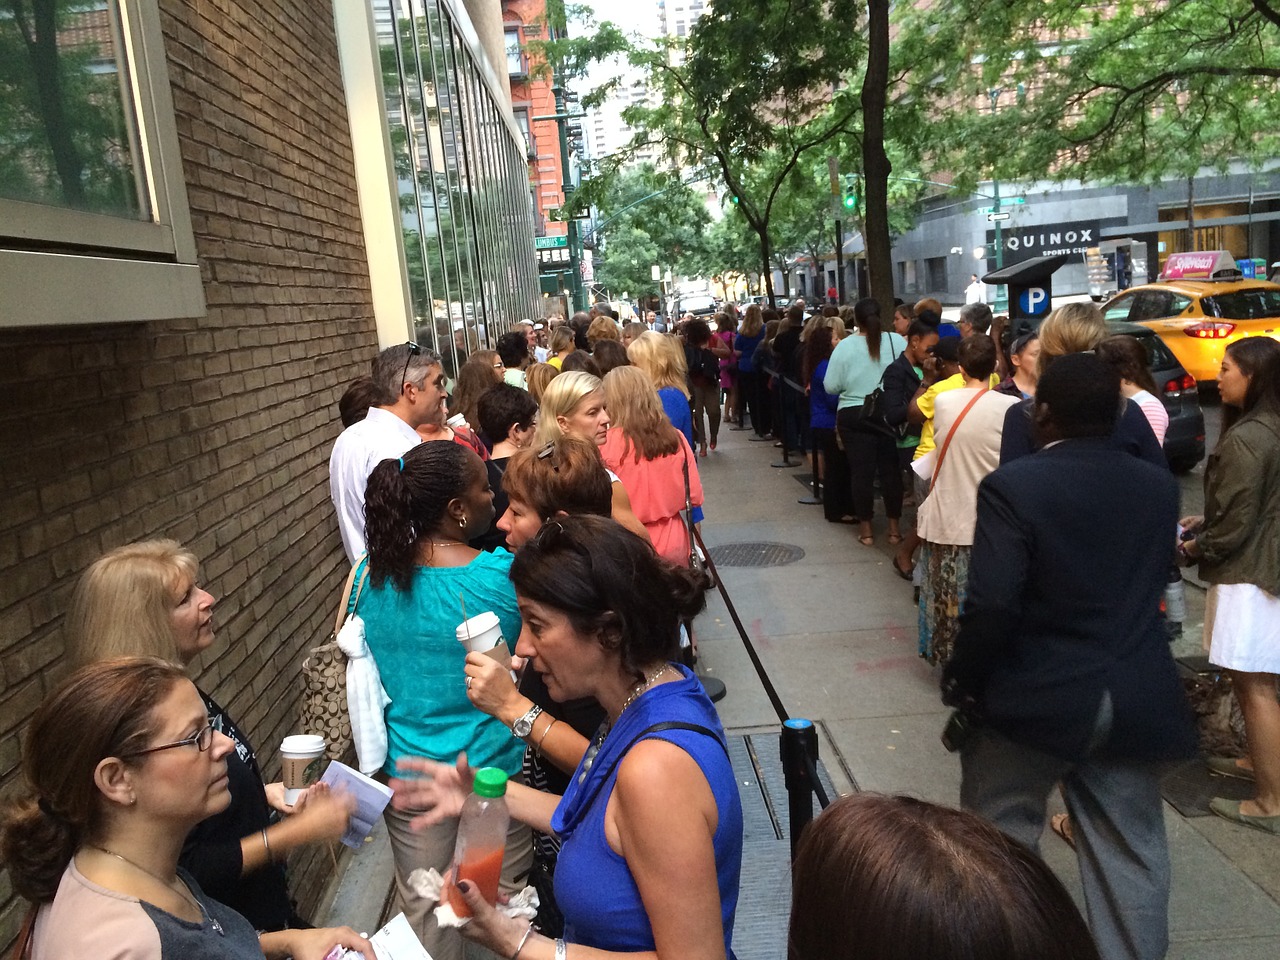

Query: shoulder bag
[
  {"left": 300, "top": 558, "right": 370, "bottom": 762},
  {"left": 680, "top": 448, "right": 715, "bottom": 589},
  {"left": 855, "top": 334, "right": 901, "bottom": 437},
  {"left": 929, "top": 386, "right": 990, "bottom": 492}
]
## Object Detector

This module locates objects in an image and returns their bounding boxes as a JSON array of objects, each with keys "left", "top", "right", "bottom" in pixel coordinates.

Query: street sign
[
  {"left": 987, "top": 212, "right": 1011, "bottom": 222},
  {"left": 1018, "top": 286, "right": 1050, "bottom": 316},
  {"left": 534, "top": 236, "right": 568, "bottom": 250},
  {"left": 827, "top": 156, "right": 840, "bottom": 196}
]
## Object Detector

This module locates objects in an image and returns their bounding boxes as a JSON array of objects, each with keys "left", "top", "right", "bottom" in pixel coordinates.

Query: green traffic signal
[{"left": 842, "top": 192, "right": 857, "bottom": 209}]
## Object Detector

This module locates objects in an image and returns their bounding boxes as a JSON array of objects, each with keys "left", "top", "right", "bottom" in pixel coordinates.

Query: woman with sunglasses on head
[
  {"left": 468, "top": 435, "right": 615, "bottom": 935},
  {"left": 534, "top": 371, "right": 649, "bottom": 542},
  {"left": 359, "top": 439, "right": 532, "bottom": 959},
  {"left": 393, "top": 516, "right": 742, "bottom": 960},
  {"left": 0, "top": 657, "right": 371, "bottom": 960},
  {"left": 66, "top": 542, "right": 354, "bottom": 932}
]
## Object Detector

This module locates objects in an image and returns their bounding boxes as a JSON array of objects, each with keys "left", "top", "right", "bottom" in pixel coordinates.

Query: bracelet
[
  {"left": 554, "top": 939, "right": 567, "bottom": 960},
  {"left": 534, "top": 717, "right": 559, "bottom": 752},
  {"left": 511, "top": 923, "right": 534, "bottom": 960},
  {"left": 261, "top": 827, "right": 273, "bottom": 863}
]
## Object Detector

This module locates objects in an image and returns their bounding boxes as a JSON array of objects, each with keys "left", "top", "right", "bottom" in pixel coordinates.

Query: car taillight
[
  {"left": 1163, "top": 374, "right": 1196, "bottom": 396},
  {"left": 1184, "top": 322, "right": 1235, "bottom": 339}
]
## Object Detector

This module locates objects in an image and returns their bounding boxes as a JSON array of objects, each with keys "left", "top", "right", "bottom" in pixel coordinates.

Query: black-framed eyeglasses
[
  {"left": 401, "top": 341, "right": 421, "bottom": 395},
  {"left": 536, "top": 441, "right": 560, "bottom": 473},
  {"left": 122, "top": 721, "right": 215, "bottom": 758}
]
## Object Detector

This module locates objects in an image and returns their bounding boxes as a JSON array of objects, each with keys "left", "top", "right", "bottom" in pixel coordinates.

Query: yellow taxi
[{"left": 1100, "top": 251, "right": 1280, "bottom": 382}]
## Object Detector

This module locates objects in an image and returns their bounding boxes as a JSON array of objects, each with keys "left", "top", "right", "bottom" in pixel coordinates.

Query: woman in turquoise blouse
[{"left": 359, "top": 439, "right": 530, "bottom": 960}]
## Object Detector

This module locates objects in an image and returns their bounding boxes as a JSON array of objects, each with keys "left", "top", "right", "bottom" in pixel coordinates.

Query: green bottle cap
[{"left": 472, "top": 767, "right": 508, "bottom": 798}]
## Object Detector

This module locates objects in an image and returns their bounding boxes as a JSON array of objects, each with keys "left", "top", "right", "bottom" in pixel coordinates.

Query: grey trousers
[{"left": 960, "top": 724, "right": 1173, "bottom": 960}]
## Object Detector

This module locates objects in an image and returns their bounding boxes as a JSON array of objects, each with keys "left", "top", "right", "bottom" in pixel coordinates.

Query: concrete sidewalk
[{"left": 694, "top": 425, "right": 1280, "bottom": 959}]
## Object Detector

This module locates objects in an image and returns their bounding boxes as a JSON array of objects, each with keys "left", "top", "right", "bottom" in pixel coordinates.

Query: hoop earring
[{"left": 459, "top": 515, "right": 467, "bottom": 530}]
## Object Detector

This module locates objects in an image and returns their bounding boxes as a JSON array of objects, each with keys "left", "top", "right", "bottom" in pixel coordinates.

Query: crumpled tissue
[{"left": 406, "top": 868, "right": 540, "bottom": 928}]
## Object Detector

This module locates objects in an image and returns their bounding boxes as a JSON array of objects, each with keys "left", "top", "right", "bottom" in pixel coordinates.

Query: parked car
[
  {"left": 679, "top": 294, "right": 718, "bottom": 317},
  {"left": 1106, "top": 320, "right": 1205, "bottom": 473},
  {"left": 1100, "top": 252, "right": 1280, "bottom": 383}
]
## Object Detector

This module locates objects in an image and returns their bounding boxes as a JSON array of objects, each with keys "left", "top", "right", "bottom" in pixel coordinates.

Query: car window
[
  {"left": 1102, "top": 293, "right": 1137, "bottom": 322},
  {"left": 1201, "top": 288, "right": 1280, "bottom": 320},
  {"left": 1132, "top": 331, "right": 1179, "bottom": 371},
  {"left": 1168, "top": 293, "right": 1192, "bottom": 315},
  {"left": 1129, "top": 291, "right": 1177, "bottom": 322}
]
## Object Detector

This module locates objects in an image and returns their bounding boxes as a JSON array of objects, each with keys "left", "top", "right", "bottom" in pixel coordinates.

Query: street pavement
[{"left": 695, "top": 414, "right": 1280, "bottom": 960}]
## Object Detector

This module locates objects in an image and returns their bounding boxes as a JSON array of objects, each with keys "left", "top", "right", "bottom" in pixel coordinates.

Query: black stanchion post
[
  {"left": 772, "top": 376, "right": 799, "bottom": 468},
  {"left": 798, "top": 405, "right": 821, "bottom": 505},
  {"left": 781, "top": 717, "right": 820, "bottom": 858}
]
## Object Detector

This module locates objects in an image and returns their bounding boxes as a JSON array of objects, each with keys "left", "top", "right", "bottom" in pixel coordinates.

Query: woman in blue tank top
[{"left": 393, "top": 515, "right": 743, "bottom": 960}]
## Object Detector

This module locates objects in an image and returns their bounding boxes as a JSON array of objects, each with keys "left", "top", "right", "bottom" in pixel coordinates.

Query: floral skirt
[{"left": 918, "top": 541, "right": 971, "bottom": 667}]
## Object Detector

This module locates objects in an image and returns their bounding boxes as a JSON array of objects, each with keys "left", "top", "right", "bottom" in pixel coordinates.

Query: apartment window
[
  {"left": 505, "top": 29, "right": 524, "bottom": 77},
  {"left": 514, "top": 109, "right": 535, "bottom": 159},
  {"left": 0, "top": 0, "right": 205, "bottom": 326},
  {"left": 925, "top": 256, "right": 947, "bottom": 291}
]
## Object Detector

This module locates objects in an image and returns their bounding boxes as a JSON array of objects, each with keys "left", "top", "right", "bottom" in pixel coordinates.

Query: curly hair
[
  {"left": 509, "top": 515, "right": 706, "bottom": 682},
  {"left": 0, "top": 658, "right": 188, "bottom": 903},
  {"left": 364, "top": 440, "right": 482, "bottom": 590}
]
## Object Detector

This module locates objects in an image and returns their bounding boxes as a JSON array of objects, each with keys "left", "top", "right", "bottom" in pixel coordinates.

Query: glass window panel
[{"left": 0, "top": 0, "right": 146, "bottom": 219}]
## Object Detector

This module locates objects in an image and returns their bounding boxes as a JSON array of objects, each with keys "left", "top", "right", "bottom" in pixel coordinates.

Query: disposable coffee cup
[
  {"left": 446, "top": 413, "right": 468, "bottom": 430},
  {"left": 281, "top": 734, "right": 327, "bottom": 805},
  {"left": 456, "top": 612, "right": 511, "bottom": 670}
]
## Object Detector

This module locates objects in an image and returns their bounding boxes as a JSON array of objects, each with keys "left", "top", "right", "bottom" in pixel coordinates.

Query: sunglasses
[
  {"left": 536, "top": 441, "right": 560, "bottom": 473},
  {"left": 401, "top": 341, "right": 421, "bottom": 395}
]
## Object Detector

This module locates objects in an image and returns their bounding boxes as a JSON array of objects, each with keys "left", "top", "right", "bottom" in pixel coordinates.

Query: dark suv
[{"left": 1107, "top": 320, "right": 1205, "bottom": 473}]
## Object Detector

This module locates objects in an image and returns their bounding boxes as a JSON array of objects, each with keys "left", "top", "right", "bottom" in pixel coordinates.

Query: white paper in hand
[{"left": 319, "top": 760, "right": 393, "bottom": 849}]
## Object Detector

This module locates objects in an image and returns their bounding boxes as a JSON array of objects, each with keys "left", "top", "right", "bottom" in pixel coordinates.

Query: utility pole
[
  {"left": 988, "top": 89, "right": 1006, "bottom": 313},
  {"left": 827, "top": 156, "right": 845, "bottom": 305}
]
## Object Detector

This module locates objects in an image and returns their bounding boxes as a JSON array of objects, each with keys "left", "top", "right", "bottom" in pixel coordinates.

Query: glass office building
[{"left": 370, "top": 0, "right": 542, "bottom": 372}]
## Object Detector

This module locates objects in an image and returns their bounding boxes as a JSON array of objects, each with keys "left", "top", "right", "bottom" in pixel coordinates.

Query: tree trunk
[
  {"left": 860, "top": 0, "right": 894, "bottom": 312},
  {"left": 27, "top": 0, "right": 86, "bottom": 207},
  {"left": 759, "top": 227, "right": 776, "bottom": 306}
]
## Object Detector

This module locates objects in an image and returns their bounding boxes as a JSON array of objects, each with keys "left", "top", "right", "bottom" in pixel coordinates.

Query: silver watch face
[{"left": 512, "top": 707, "right": 541, "bottom": 738}]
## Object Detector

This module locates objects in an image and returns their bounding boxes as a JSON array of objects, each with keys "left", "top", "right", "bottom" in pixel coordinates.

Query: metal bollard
[{"left": 781, "top": 717, "right": 819, "bottom": 858}]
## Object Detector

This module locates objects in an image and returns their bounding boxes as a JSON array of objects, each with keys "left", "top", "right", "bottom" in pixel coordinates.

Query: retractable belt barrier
[{"left": 691, "top": 523, "right": 830, "bottom": 857}]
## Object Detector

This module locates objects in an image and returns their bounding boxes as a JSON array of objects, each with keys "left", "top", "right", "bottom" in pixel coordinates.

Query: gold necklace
[
  {"left": 577, "top": 664, "right": 673, "bottom": 784},
  {"left": 85, "top": 844, "right": 224, "bottom": 936}
]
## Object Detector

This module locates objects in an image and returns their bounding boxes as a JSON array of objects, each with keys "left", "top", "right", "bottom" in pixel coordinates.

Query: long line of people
[{"left": 5, "top": 300, "right": 1276, "bottom": 960}]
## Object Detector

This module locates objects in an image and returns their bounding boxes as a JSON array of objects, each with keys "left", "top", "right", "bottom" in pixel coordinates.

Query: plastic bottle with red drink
[{"left": 445, "top": 767, "right": 509, "bottom": 917}]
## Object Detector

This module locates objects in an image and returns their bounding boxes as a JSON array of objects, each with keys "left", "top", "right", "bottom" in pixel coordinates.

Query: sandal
[
  {"left": 859, "top": 535, "right": 875, "bottom": 547},
  {"left": 1050, "top": 813, "right": 1075, "bottom": 848},
  {"left": 887, "top": 533, "right": 903, "bottom": 546}
]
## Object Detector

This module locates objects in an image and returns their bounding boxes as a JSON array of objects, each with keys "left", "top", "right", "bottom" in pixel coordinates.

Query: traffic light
[{"left": 842, "top": 174, "right": 858, "bottom": 210}]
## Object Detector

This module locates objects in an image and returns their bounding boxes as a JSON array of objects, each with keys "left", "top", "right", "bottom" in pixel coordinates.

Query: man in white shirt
[
  {"left": 965, "top": 273, "right": 986, "bottom": 305},
  {"left": 329, "top": 342, "right": 448, "bottom": 561}
]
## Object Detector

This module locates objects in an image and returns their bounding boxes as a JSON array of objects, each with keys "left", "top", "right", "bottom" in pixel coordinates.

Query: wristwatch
[{"left": 510, "top": 704, "right": 543, "bottom": 739}]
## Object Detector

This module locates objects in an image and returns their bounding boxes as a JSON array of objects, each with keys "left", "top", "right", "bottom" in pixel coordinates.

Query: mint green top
[{"left": 823, "top": 331, "right": 906, "bottom": 410}]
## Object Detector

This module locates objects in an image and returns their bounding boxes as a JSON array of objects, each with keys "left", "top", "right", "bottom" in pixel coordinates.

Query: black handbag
[{"left": 855, "top": 335, "right": 901, "bottom": 438}]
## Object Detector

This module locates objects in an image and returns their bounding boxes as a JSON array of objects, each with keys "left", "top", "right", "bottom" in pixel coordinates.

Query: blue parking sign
[{"left": 1018, "top": 286, "right": 1050, "bottom": 316}]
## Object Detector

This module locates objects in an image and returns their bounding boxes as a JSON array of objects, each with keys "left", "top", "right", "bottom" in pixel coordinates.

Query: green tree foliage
[
  {"left": 899, "top": 0, "right": 1280, "bottom": 185},
  {"left": 587, "top": 164, "right": 710, "bottom": 296},
  {"left": 0, "top": 0, "right": 140, "bottom": 215}
]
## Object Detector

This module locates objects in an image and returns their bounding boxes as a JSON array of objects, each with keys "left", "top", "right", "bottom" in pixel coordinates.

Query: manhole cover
[{"left": 708, "top": 541, "right": 805, "bottom": 568}]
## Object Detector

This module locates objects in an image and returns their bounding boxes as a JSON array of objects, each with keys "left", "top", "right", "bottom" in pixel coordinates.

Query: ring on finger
[{"left": 466, "top": 676, "right": 473, "bottom": 690}]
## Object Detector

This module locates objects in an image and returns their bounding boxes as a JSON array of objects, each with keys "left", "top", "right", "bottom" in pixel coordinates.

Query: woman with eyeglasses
[
  {"left": 359, "top": 439, "right": 532, "bottom": 959},
  {"left": 392, "top": 516, "right": 742, "bottom": 960},
  {"left": 449, "top": 351, "right": 506, "bottom": 437},
  {"left": 0, "top": 657, "right": 372, "bottom": 960},
  {"left": 533, "top": 370, "right": 649, "bottom": 542},
  {"left": 66, "top": 542, "right": 354, "bottom": 932}
]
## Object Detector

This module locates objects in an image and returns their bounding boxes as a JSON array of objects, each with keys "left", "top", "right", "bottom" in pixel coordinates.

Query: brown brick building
[{"left": 0, "top": 0, "right": 539, "bottom": 943}]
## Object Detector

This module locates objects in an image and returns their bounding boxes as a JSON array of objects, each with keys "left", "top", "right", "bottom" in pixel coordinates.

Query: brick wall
[{"left": 0, "top": 0, "right": 379, "bottom": 941}]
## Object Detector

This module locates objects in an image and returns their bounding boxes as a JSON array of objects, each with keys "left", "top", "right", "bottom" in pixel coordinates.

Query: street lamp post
[{"left": 987, "top": 88, "right": 1006, "bottom": 313}]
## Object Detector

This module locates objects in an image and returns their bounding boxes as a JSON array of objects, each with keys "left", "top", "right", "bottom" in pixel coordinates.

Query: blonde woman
[
  {"left": 65, "top": 542, "right": 353, "bottom": 931},
  {"left": 546, "top": 325, "right": 576, "bottom": 370},
  {"left": 525, "top": 362, "right": 558, "bottom": 404},
  {"left": 628, "top": 331, "right": 694, "bottom": 447},
  {"left": 999, "top": 302, "right": 1164, "bottom": 466},
  {"left": 601, "top": 366, "right": 704, "bottom": 565},
  {"left": 534, "top": 371, "right": 648, "bottom": 541}
]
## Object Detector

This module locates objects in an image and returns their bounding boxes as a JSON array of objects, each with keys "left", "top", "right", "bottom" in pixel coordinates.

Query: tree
[
  {"left": 898, "top": 0, "right": 1280, "bottom": 186},
  {"left": 603, "top": 0, "right": 865, "bottom": 306},
  {"left": 587, "top": 165, "right": 711, "bottom": 296}
]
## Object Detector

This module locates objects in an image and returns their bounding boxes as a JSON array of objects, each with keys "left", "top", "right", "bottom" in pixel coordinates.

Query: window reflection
[{"left": 0, "top": 0, "right": 146, "bottom": 218}]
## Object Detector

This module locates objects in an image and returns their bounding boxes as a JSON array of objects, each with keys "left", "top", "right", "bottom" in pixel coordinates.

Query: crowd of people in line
[{"left": 1, "top": 295, "right": 1277, "bottom": 960}]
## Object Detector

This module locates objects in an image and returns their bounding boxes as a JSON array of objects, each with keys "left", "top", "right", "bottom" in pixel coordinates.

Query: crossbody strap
[
  {"left": 332, "top": 556, "right": 371, "bottom": 635},
  {"left": 930, "top": 387, "right": 989, "bottom": 492}
]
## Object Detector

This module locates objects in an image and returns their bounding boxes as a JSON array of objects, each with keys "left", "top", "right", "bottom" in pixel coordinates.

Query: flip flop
[
  {"left": 891, "top": 556, "right": 913, "bottom": 581},
  {"left": 887, "top": 533, "right": 904, "bottom": 545},
  {"left": 1050, "top": 813, "right": 1075, "bottom": 848},
  {"left": 859, "top": 535, "right": 875, "bottom": 547}
]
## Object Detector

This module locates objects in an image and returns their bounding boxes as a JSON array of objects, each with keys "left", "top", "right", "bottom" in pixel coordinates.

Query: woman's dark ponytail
[{"left": 364, "top": 441, "right": 476, "bottom": 590}]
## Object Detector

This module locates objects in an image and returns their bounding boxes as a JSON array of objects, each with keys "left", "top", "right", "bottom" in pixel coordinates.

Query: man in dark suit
[{"left": 942, "top": 353, "right": 1198, "bottom": 960}]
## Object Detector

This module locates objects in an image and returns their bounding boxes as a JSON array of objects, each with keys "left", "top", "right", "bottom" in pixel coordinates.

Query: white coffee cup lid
[
  {"left": 456, "top": 611, "right": 500, "bottom": 643},
  {"left": 281, "top": 734, "right": 326, "bottom": 753}
]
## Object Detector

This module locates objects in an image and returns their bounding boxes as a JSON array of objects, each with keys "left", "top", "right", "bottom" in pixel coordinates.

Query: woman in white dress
[{"left": 1179, "top": 336, "right": 1280, "bottom": 834}]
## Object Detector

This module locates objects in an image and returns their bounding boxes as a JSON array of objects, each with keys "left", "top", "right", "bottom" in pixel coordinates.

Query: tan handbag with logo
[{"left": 300, "top": 559, "right": 369, "bottom": 760}]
